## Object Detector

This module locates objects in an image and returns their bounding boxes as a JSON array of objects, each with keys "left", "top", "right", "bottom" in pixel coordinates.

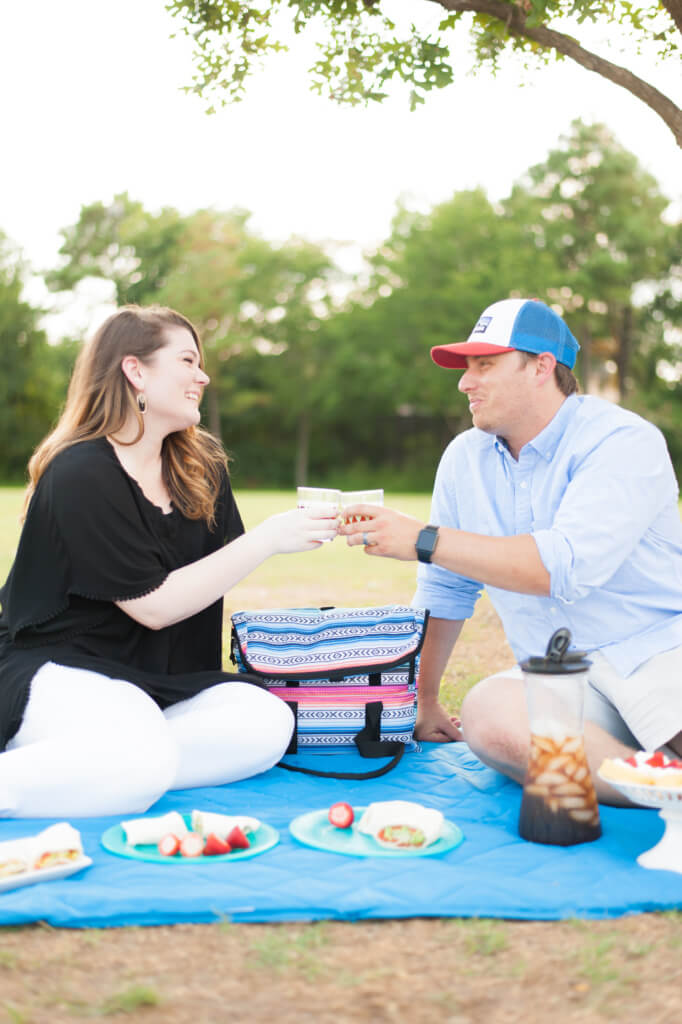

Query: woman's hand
[
  {"left": 253, "top": 507, "right": 339, "bottom": 556},
  {"left": 338, "top": 505, "right": 423, "bottom": 560}
]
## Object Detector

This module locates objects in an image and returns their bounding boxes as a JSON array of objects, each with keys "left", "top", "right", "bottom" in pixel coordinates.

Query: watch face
[{"left": 416, "top": 527, "right": 438, "bottom": 563}]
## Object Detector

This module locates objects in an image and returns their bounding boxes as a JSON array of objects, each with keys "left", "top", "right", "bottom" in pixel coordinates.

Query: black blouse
[{"left": 0, "top": 437, "right": 250, "bottom": 751}]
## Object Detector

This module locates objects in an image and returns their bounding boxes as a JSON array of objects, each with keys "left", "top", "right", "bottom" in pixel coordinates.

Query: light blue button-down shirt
[{"left": 413, "top": 394, "right": 682, "bottom": 676}]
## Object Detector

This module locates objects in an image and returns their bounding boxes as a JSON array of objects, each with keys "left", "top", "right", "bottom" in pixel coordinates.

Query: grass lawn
[
  {"left": 0, "top": 488, "right": 24, "bottom": 577},
  {"left": 0, "top": 488, "right": 680, "bottom": 1023}
]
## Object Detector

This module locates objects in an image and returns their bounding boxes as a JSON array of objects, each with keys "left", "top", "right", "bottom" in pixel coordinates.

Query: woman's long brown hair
[{"left": 25, "top": 306, "right": 227, "bottom": 527}]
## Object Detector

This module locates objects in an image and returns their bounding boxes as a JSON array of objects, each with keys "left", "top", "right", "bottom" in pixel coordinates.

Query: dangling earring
[{"left": 137, "top": 392, "right": 147, "bottom": 415}]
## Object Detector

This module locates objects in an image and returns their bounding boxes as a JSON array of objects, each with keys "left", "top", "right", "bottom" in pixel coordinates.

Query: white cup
[
  {"left": 340, "top": 489, "right": 384, "bottom": 525},
  {"left": 297, "top": 488, "right": 341, "bottom": 541}
]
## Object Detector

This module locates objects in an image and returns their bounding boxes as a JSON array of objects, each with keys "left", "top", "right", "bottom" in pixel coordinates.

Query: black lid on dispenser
[{"left": 520, "top": 628, "right": 592, "bottom": 675}]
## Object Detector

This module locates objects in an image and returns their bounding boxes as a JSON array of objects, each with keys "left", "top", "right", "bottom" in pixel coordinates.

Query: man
[{"left": 340, "top": 298, "right": 682, "bottom": 804}]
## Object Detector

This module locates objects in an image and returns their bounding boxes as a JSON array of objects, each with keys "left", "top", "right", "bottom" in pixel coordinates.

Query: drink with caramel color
[
  {"left": 519, "top": 725, "right": 601, "bottom": 845},
  {"left": 518, "top": 628, "right": 601, "bottom": 846}
]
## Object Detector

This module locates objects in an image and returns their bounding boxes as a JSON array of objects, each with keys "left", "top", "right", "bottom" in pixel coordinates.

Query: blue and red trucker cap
[{"left": 431, "top": 298, "right": 580, "bottom": 370}]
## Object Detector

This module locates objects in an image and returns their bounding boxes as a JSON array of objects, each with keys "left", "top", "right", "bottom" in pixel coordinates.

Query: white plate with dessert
[{"left": 599, "top": 751, "right": 682, "bottom": 874}]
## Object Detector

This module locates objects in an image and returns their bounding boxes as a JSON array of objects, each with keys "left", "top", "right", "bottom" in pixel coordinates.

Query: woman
[{"left": 0, "top": 305, "right": 337, "bottom": 818}]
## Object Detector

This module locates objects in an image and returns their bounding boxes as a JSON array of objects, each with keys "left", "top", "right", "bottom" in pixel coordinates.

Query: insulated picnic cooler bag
[{"left": 230, "top": 605, "right": 429, "bottom": 779}]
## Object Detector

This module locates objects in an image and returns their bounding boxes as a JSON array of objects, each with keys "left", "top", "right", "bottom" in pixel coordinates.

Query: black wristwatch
[{"left": 416, "top": 524, "right": 440, "bottom": 564}]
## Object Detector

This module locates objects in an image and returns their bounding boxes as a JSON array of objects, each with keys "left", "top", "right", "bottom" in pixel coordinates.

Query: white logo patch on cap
[
  {"left": 472, "top": 316, "right": 492, "bottom": 334},
  {"left": 465, "top": 297, "right": 527, "bottom": 347}
]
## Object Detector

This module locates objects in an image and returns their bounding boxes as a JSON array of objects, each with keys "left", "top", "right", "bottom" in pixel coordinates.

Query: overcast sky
[{"left": 1, "top": 1, "right": 680, "bottom": 336}]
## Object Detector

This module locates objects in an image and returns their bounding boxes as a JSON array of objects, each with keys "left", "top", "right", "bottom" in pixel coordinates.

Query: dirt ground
[
  {"left": 1, "top": 913, "right": 681, "bottom": 1023},
  {"left": 1, "top": 553, "right": 681, "bottom": 1023}
]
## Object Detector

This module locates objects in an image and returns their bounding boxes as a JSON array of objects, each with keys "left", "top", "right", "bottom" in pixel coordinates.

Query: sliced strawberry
[
  {"left": 179, "top": 832, "right": 205, "bottom": 857},
  {"left": 645, "top": 751, "right": 665, "bottom": 768},
  {"left": 203, "top": 832, "right": 231, "bottom": 856},
  {"left": 625, "top": 756, "right": 638, "bottom": 766},
  {"left": 328, "top": 802, "right": 354, "bottom": 829},
  {"left": 226, "top": 825, "right": 250, "bottom": 850},
  {"left": 157, "top": 833, "right": 181, "bottom": 857}
]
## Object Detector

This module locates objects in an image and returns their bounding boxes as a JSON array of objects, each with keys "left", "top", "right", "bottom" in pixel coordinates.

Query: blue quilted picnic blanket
[{"left": 0, "top": 743, "right": 680, "bottom": 928}]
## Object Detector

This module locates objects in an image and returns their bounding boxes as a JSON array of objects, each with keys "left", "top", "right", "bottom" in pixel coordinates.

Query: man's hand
[
  {"left": 339, "top": 505, "right": 423, "bottom": 560},
  {"left": 415, "top": 701, "right": 463, "bottom": 743}
]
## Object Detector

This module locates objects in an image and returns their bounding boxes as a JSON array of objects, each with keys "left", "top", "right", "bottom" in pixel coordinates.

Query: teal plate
[
  {"left": 101, "top": 815, "right": 279, "bottom": 864},
  {"left": 289, "top": 807, "right": 464, "bottom": 858}
]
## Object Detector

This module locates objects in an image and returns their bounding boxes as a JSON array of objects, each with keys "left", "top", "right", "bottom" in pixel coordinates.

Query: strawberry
[
  {"left": 226, "top": 825, "right": 250, "bottom": 850},
  {"left": 157, "top": 833, "right": 181, "bottom": 857},
  {"left": 203, "top": 832, "right": 231, "bottom": 856},
  {"left": 625, "top": 756, "right": 638, "bottom": 766},
  {"left": 328, "top": 802, "right": 354, "bottom": 829},
  {"left": 645, "top": 751, "right": 665, "bottom": 768},
  {"left": 179, "top": 832, "right": 205, "bottom": 857}
]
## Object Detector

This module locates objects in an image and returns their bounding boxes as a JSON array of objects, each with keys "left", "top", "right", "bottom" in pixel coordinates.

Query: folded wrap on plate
[
  {"left": 356, "top": 800, "right": 444, "bottom": 848},
  {"left": 31, "top": 822, "right": 83, "bottom": 870},
  {"left": 191, "top": 810, "right": 260, "bottom": 838},
  {"left": 0, "top": 838, "right": 30, "bottom": 878},
  {"left": 121, "top": 811, "right": 188, "bottom": 846},
  {"left": 0, "top": 823, "right": 84, "bottom": 876}
]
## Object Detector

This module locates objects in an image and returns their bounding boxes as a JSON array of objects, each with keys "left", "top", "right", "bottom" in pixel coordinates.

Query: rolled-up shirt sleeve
[
  {"left": 414, "top": 565, "right": 482, "bottom": 619},
  {"left": 412, "top": 439, "right": 484, "bottom": 619},
  {"left": 533, "top": 420, "right": 678, "bottom": 604}
]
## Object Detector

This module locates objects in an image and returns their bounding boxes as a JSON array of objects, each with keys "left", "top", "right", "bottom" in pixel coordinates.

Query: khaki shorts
[{"left": 492, "top": 643, "right": 682, "bottom": 752}]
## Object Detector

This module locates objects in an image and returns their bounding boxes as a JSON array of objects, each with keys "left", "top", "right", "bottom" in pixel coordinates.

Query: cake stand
[{"left": 599, "top": 773, "right": 682, "bottom": 874}]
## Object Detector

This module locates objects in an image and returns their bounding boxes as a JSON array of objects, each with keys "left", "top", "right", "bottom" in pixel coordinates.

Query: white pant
[{"left": 0, "top": 662, "right": 295, "bottom": 819}]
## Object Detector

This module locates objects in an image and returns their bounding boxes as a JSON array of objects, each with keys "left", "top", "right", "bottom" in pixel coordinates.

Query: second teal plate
[{"left": 289, "top": 807, "right": 464, "bottom": 858}]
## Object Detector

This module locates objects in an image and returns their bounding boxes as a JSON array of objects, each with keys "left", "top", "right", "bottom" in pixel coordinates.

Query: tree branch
[
  {"left": 429, "top": 0, "right": 682, "bottom": 146},
  {"left": 660, "top": 0, "right": 682, "bottom": 35}
]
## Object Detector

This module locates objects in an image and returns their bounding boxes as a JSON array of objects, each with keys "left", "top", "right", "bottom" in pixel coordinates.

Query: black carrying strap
[{"left": 276, "top": 701, "right": 405, "bottom": 780}]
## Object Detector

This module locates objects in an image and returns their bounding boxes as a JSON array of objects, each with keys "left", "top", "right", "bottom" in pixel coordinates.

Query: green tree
[
  {"left": 165, "top": 1, "right": 682, "bottom": 145},
  {"left": 250, "top": 239, "right": 339, "bottom": 485},
  {"left": 153, "top": 210, "right": 338, "bottom": 483},
  {"left": 153, "top": 207, "right": 288, "bottom": 440},
  {"left": 46, "top": 192, "right": 186, "bottom": 306},
  {"left": 309, "top": 187, "right": 562, "bottom": 486},
  {"left": 0, "top": 235, "right": 77, "bottom": 480},
  {"left": 626, "top": 218, "right": 682, "bottom": 473},
  {"left": 504, "top": 120, "right": 677, "bottom": 398}
]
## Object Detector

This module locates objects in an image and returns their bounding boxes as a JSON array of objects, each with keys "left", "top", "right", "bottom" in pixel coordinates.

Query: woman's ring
[{"left": 362, "top": 532, "right": 370, "bottom": 547}]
